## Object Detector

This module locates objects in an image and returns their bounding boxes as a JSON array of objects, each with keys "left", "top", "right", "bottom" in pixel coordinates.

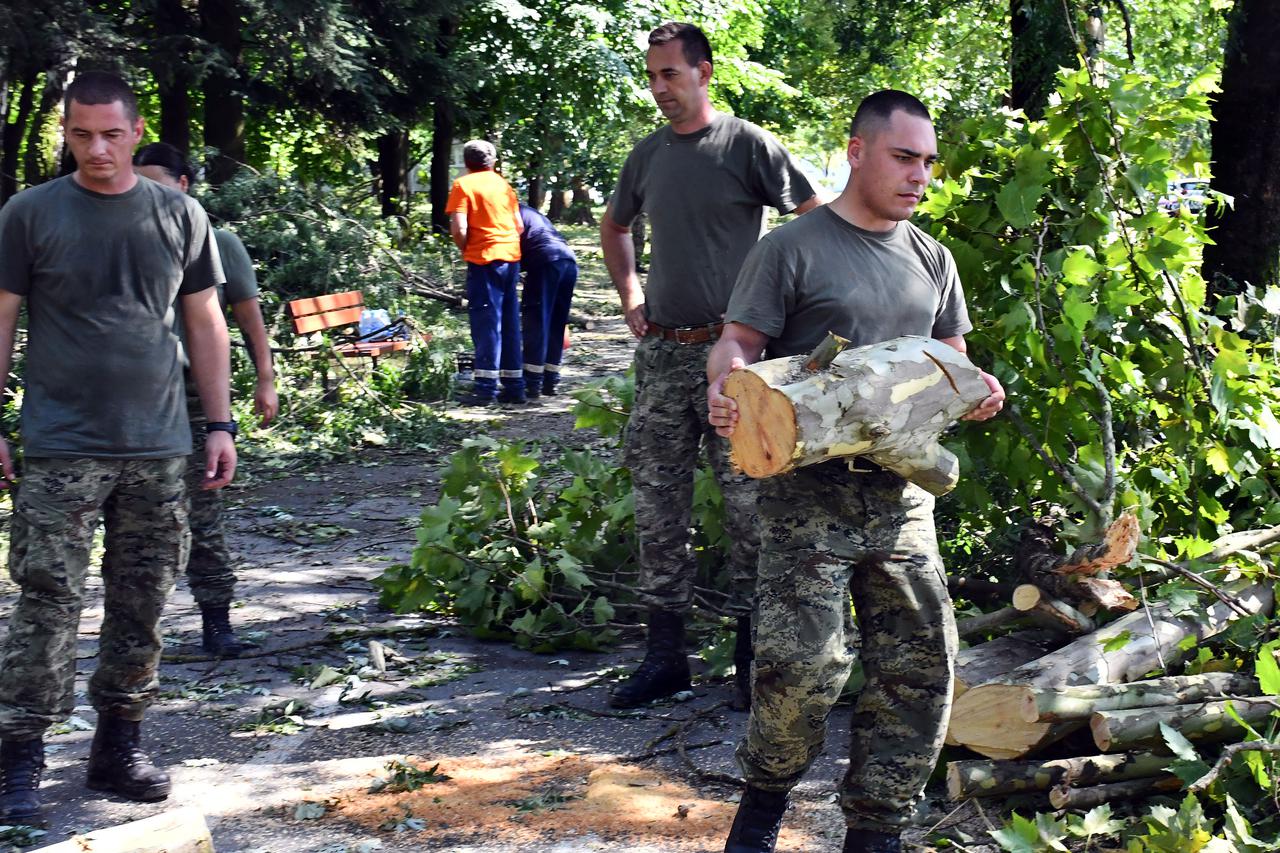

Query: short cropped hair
[
  {"left": 848, "top": 90, "right": 932, "bottom": 140},
  {"left": 134, "top": 142, "right": 196, "bottom": 185},
  {"left": 64, "top": 71, "right": 139, "bottom": 122},
  {"left": 648, "top": 22, "right": 712, "bottom": 68},
  {"left": 462, "top": 139, "right": 496, "bottom": 170}
]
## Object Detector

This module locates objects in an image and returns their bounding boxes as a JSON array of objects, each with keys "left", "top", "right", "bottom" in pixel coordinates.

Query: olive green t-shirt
[
  {"left": 174, "top": 227, "right": 258, "bottom": 360},
  {"left": 726, "top": 205, "right": 972, "bottom": 358},
  {"left": 0, "top": 175, "right": 223, "bottom": 458},
  {"left": 609, "top": 114, "right": 815, "bottom": 328}
]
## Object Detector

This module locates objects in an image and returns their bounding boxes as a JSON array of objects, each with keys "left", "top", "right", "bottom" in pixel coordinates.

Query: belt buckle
[{"left": 673, "top": 325, "right": 699, "bottom": 344}]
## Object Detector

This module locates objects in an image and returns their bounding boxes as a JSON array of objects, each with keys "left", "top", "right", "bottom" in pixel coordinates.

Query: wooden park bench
[{"left": 286, "top": 289, "right": 411, "bottom": 367}]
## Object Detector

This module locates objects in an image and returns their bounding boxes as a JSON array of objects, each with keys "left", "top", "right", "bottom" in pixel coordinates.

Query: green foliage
[
  {"left": 920, "top": 64, "right": 1280, "bottom": 563},
  {"left": 376, "top": 375, "right": 730, "bottom": 651},
  {"left": 374, "top": 760, "right": 452, "bottom": 793}
]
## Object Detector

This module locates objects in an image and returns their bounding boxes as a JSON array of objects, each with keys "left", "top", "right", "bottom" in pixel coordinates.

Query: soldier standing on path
[
  {"left": 134, "top": 141, "right": 279, "bottom": 657},
  {"left": 600, "top": 21, "right": 820, "bottom": 711},
  {"left": 0, "top": 72, "right": 234, "bottom": 825},
  {"left": 706, "top": 91, "right": 1005, "bottom": 853}
]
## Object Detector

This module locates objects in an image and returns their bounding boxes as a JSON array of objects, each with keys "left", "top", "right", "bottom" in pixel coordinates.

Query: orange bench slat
[{"left": 292, "top": 305, "right": 364, "bottom": 334}]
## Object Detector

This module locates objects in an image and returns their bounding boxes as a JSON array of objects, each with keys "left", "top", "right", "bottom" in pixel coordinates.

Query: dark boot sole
[
  {"left": 201, "top": 641, "right": 245, "bottom": 658},
  {"left": 607, "top": 678, "right": 693, "bottom": 709},
  {"left": 86, "top": 775, "right": 171, "bottom": 802}
]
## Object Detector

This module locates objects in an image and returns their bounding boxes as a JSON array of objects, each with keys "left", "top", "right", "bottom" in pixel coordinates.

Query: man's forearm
[
  {"left": 183, "top": 296, "right": 232, "bottom": 422},
  {"left": 230, "top": 298, "right": 276, "bottom": 381},
  {"left": 707, "top": 333, "right": 765, "bottom": 382},
  {"left": 600, "top": 222, "right": 642, "bottom": 308},
  {"left": 0, "top": 293, "right": 20, "bottom": 393}
]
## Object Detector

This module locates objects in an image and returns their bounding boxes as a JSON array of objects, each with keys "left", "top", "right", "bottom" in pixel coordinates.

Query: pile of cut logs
[
  {"left": 944, "top": 515, "right": 1278, "bottom": 809},
  {"left": 719, "top": 334, "right": 1279, "bottom": 810}
]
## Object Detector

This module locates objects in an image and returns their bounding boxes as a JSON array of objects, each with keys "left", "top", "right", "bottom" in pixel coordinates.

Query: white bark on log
[
  {"left": 722, "top": 335, "right": 989, "bottom": 495},
  {"left": 33, "top": 808, "right": 214, "bottom": 852},
  {"left": 1092, "top": 697, "right": 1279, "bottom": 751},
  {"left": 947, "top": 583, "right": 1274, "bottom": 759},
  {"left": 1020, "top": 673, "right": 1261, "bottom": 723},
  {"left": 947, "top": 751, "right": 1169, "bottom": 800}
]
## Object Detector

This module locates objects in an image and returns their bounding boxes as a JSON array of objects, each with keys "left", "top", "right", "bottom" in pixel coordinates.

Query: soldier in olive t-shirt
[
  {"left": 726, "top": 206, "right": 971, "bottom": 356},
  {"left": 0, "top": 176, "right": 222, "bottom": 457}
]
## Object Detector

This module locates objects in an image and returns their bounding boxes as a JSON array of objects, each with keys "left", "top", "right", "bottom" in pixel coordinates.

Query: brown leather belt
[{"left": 645, "top": 321, "right": 724, "bottom": 344}]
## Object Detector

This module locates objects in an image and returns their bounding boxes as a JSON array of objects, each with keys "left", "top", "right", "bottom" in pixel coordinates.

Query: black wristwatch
[{"left": 205, "top": 420, "right": 238, "bottom": 439}]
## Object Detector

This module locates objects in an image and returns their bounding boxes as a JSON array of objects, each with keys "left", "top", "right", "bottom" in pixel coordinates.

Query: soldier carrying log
[{"left": 706, "top": 90, "right": 1005, "bottom": 853}]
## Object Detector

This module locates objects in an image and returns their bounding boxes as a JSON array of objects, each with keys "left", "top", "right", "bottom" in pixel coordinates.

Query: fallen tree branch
[
  {"left": 1139, "top": 556, "right": 1254, "bottom": 618},
  {"left": 1189, "top": 740, "right": 1280, "bottom": 792},
  {"left": 161, "top": 623, "right": 439, "bottom": 664}
]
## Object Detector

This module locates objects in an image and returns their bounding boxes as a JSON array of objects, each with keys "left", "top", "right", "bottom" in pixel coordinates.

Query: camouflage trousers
[
  {"left": 623, "top": 336, "right": 759, "bottom": 615},
  {"left": 737, "top": 462, "right": 958, "bottom": 831},
  {"left": 0, "top": 456, "right": 188, "bottom": 739},
  {"left": 185, "top": 387, "right": 235, "bottom": 606}
]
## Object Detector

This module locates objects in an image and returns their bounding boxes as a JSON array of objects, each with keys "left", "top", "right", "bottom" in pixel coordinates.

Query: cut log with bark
[
  {"left": 32, "top": 808, "right": 214, "bottom": 852},
  {"left": 1048, "top": 775, "right": 1181, "bottom": 810},
  {"left": 947, "top": 751, "right": 1169, "bottom": 800},
  {"left": 722, "top": 334, "right": 989, "bottom": 495},
  {"left": 1012, "top": 585, "right": 1095, "bottom": 633},
  {"left": 1020, "top": 673, "right": 1260, "bottom": 723},
  {"left": 1092, "top": 697, "right": 1279, "bottom": 751},
  {"left": 947, "top": 583, "right": 1274, "bottom": 759},
  {"left": 947, "top": 629, "right": 1062, "bottom": 745}
]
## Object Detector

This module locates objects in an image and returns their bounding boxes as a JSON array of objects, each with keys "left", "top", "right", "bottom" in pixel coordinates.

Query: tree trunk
[
  {"left": 946, "top": 583, "right": 1274, "bottom": 759},
  {"left": 565, "top": 177, "right": 596, "bottom": 224},
  {"left": 722, "top": 335, "right": 989, "bottom": 494},
  {"left": 947, "top": 751, "right": 1169, "bottom": 800},
  {"left": 956, "top": 606, "right": 1026, "bottom": 640},
  {"left": 154, "top": 0, "right": 194, "bottom": 154},
  {"left": 35, "top": 807, "right": 213, "bottom": 852},
  {"left": 377, "top": 129, "right": 410, "bottom": 219},
  {"left": 1009, "top": 0, "right": 1079, "bottom": 120},
  {"left": 547, "top": 187, "right": 567, "bottom": 221},
  {"left": 1021, "top": 673, "right": 1260, "bottom": 723},
  {"left": 1092, "top": 697, "right": 1278, "bottom": 752},
  {"left": 429, "top": 15, "right": 458, "bottom": 234},
  {"left": 23, "top": 73, "right": 62, "bottom": 187},
  {"left": 1, "top": 74, "right": 35, "bottom": 204},
  {"left": 199, "top": 0, "right": 246, "bottom": 186},
  {"left": 1202, "top": 0, "right": 1280, "bottom": 295},
  {"left": 527, "top": 173, "right": 544, "bottom": 210}
]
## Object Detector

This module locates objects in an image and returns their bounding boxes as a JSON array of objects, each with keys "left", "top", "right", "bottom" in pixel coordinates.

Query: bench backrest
[{"left": 287, "top": 290, "right": 365, "bottom": 335}]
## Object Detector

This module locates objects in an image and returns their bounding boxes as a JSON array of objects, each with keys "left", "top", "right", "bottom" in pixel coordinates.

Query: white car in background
[{"left": 1160, "top": 177, "right": 1210, "bottom": 214}]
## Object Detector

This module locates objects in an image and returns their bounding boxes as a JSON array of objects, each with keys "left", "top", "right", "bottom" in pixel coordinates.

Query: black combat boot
[
  {"left": 0, "top": 740, "right": 45, "bottom": 826},
  {"left": 86, "top": 715, "right": 171, "bottom": 802},
  {"left": 608, "top": 608, "right": 691, "bottom": 708},
  {"left": 730, "top": 614, "right": 754, "bottom": 711},
  {"left": 724, "top": 786, "right": 789, "bottom": 852},
  {"left": 200, "top": 603, "right": 247, "bottom": 657},
  {"left": 842, "top": 827, "right": 902, "bottom": 853}
]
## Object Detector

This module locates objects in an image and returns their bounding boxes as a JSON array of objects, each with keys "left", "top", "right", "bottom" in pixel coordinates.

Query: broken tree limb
[
  {"left": 1012, "top": 585, "right": 1096, "bottom": 633},
  {"left": 1189, "top": 740, "right": 1280, "bottom": 792},
  {"left": 722, "top": 335, "right": 989, "bottom": 494},
  {"left": 32, "top": 808, "right": 214, "bottom": 852},
  {"left": 1048, "top": 776, "right": 1181, "bottom": 810},
  {"left": 1014, "top": 516, "right": 1141, "bottom": 613},
  {"left": 1091, "top": 697, "right": 1279, "bottom": 751},
  {"left": 946, "top": 583, "right": 1274, "bottom": 759},
  {"left": 1201, "top": 526, "right": 1280, "bottom": 563},
  {"left": 956, "top": 606, "right": 1026, "bottom": 639},
  {"left": 946, "top": 751, "right": 1169, "bottom": 800},
  {"left": 1019, "top": 673, "right": 1260, "bottom": 723}
]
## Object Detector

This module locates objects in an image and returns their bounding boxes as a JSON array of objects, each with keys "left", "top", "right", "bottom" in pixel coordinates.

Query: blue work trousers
[
  {"left": 466, "top": 260, "right": 524, "bottom": 397},
  {"left": 521, "top": 258, "right": 578, "bottom": 393}
]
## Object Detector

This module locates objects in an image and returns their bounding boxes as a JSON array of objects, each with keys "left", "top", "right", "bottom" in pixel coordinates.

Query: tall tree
[
  {"left": 1010, "top": 0, "right": 1078, "bottom": 119},
  {"left": 1202, "top": 0, "right": 1280, "bottom": 294},
  {"left": 200, "top": 0, "right": 246, "bottom": 185}
]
